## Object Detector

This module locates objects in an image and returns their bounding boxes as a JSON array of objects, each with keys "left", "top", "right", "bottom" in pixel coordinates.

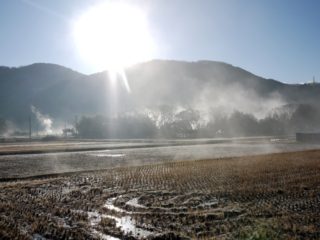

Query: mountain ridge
[
  {"left": 0, "top": 60, "right": 319, "bottom": 129},
  {"left": 0, "top": 60, "right": 286, "bottom": 86}
]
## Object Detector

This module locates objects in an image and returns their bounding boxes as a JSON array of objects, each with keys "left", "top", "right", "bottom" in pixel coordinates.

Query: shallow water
[
  {"left": 86, "top": 211, "right": 121, "bottom": 240},
  {"left": 89, "top": 153, "right": 126, "bottom": 158},
  {"left": 97, "top": 196, "right": 153, "bottom": 238},
  {"left": 126, "top": 197, "right": 147, "bottom": 209},
  {"left": 1, "top": 137, "right": 320, "bottom": 179},
  {"left": 104, "top": 197, "right": 125, "bottom": 213}
]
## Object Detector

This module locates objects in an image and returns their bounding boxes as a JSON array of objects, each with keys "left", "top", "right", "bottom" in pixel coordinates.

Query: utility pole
[
  {"left": 74, "top": 115, "right": 78, "bottom": 135},
  {"left": 28, "top": 115, "right": 32, "bottom": 141}
]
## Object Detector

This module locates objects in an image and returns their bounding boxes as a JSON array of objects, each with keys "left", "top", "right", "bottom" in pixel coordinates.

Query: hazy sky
[{"left": 1, "top": 0, "right": 320, "bottom": 83}]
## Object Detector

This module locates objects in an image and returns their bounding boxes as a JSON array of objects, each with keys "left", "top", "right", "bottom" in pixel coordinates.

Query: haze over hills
[{"left": 0, "top": 60, "right": 320, "bottom": 135}]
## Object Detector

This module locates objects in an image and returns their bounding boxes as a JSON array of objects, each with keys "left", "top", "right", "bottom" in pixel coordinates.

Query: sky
[{"left": 0, "top": 0, "right": 320, "bottom": 83}]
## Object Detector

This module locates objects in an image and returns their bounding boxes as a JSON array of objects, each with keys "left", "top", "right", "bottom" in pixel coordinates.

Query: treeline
[
  {"left": 75, "top": 104, "right": 320, "bottom": 139},
  {"left": 76, "top": 115, "right": 157, "bottom": 139}
]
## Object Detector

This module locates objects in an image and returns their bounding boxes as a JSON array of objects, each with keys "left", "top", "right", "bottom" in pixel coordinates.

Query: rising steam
[{"left": 31, "top": 105, "right": 53, "bottom": 135}]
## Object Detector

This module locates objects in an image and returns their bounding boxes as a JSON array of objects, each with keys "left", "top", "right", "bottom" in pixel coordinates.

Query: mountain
[
  {"left": 0, "top": 60, "right": 320, "bottom": 128},
  {"left": 0, "top": 63, "right": 109, "bottom": 126}
]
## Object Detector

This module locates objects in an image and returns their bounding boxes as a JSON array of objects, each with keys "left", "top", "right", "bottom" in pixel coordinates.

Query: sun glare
[{"left": 73, "top": 3, "right": 155, "bottom": 71}]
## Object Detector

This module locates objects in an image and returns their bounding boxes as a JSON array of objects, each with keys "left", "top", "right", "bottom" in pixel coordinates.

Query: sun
[{"left": 73, "top": 2, "right": 155, "bottom": 71}]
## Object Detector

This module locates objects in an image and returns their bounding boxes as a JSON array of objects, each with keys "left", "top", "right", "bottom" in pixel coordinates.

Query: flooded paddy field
[
  {"left": 1, "top": 150, "right": 320, "bottom": 239},
  {"left": 1, "top": 137, "right": 320, "bottom": 179}
]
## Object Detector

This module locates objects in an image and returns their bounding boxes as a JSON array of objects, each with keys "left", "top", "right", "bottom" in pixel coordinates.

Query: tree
[{"left": 76, "top": 114, "right": 157, "bottom": 139}]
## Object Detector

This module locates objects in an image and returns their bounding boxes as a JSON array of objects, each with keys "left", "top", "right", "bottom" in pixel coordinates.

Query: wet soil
[{"left": 1, "top": 150, "right": 320, "bottom": 239}]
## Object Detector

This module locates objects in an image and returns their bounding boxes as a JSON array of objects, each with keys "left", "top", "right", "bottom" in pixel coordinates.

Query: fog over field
[{"left": 1, "top": 137, "right": 320, "bottom": 180}]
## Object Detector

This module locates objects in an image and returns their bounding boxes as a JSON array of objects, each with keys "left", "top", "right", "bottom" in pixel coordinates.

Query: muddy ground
[{"left": 1, "top": 150, "right": 320, "bottom": 239}]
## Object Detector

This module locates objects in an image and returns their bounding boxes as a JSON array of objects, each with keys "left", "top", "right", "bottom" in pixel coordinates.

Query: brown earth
[{"left": 0, "top": 150, "right": 320, "bottom": 239}]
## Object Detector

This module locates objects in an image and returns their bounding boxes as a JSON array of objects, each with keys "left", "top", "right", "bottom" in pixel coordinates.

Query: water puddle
[
  {"left": 104, "top": 197, "right": 126, "bottom": 213},
  {"left": 88, "top": 211, "right": 121, "bottom": 240},
  {"left": 107, "top": 214, "right": 152, "bottom": 238},
  {"left": 91, "top": 229, "right": 119, "bottom": 240},
  {"left": 88, "top": 153, "right": 126, "bottom": 158},
  {"left": 103, "top": 196, "right": 153, "bottom": 238},
  {"left": 126, "top": 197, "right": 147, "bottom": 209},
  {"left": 77, "top": 196, "right": 153, "bottom": 239},
  {"left": 199, "top": 200, "right": 219, "bottom": 208},
  {"left": 33, "top": 234, "right": 46, "bottom": 240}
]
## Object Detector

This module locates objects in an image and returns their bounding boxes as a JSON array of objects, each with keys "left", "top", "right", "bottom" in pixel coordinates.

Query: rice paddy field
[
  {"left": 1, "top": 148, "right": 320, "bottom": 239},
  {"left": 1, "top": 137, "right": 320, "bottom": 180}
]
